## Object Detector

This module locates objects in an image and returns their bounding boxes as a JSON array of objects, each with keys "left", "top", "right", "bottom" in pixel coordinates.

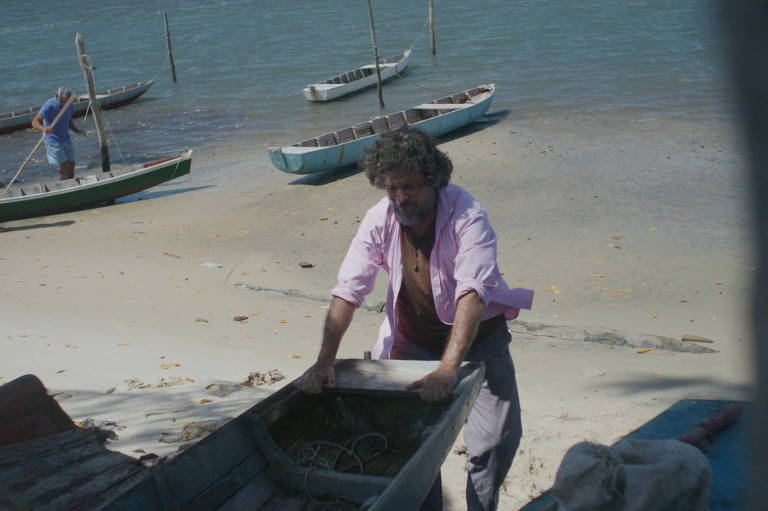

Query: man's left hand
[
  {"left": 406, "top": 366, "right": 458, "bottom": 402},
  {"left": 77, "top": 129, "right": 87, "bottom": 137}
]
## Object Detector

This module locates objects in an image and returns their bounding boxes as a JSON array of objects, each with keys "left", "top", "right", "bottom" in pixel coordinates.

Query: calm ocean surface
[{"left": 0, "top": 0, "right": 733, "bottom": 187}]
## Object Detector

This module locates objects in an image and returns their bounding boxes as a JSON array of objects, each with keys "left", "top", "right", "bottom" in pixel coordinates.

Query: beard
[{"left": 392, "top": 191, "right": 437, "bottom": 226}]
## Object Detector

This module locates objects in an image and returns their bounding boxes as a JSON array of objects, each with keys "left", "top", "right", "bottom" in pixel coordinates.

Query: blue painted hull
[{"left": 269, "top": 84, "right": 495, "bottom": 175}]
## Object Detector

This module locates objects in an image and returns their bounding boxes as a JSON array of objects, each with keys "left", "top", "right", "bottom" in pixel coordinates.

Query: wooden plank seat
[{"left": 412, "top": 102, "right": 474, "bottom": 110}]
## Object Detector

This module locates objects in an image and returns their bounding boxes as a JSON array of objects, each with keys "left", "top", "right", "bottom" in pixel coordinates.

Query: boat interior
[
  {"left": 322, "top": 53, "right": 403, "bottom": 85},
  {"left": 294, "top": 86, "right": 488, "bottom": 148}
]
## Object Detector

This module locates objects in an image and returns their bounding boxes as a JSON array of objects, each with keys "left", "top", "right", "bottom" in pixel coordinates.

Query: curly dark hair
[{"left": 360, "top": 128, "right": 452, "bottom": 189}]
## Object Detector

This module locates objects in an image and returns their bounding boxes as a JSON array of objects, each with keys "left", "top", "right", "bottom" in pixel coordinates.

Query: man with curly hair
[{"left": 299, "top": 127, "right": 533, "bottom": 510}]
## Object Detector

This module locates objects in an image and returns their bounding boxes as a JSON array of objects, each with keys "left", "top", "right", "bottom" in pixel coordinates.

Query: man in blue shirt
[{"left": 31, "top": 87, "right": 87, "bottom": 180}]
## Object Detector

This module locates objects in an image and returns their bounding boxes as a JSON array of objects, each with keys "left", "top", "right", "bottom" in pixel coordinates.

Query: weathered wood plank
[
  {"left": 3, "top": 446, "right": 142, "bottom": 508},
  {"left": 217, "top": 471, "right": 274, "bottom": 511},
  {"left": 152, "top": 419, "right": 257, "bottom": 504},
  {"left": 33, "top": 461, "right": 147, "bottom": 511},
  {"left": 0, "top": 430, "right": 87, "bottom": 467},
  {"left": 0, "top": 436, "right": 106, "bottom": 486},
  {"left": 0, "top": 375, "right": 75, "bottom": 447},
  {"left": 182, "top": 452, "right": 268, "bottom": 510}
]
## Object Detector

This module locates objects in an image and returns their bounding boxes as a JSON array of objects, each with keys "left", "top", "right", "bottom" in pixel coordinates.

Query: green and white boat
[{"left": 0, "top": 149, "right": 192, "bottom": 221}]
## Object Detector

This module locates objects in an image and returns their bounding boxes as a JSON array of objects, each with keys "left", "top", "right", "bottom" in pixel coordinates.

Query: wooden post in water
[
  {"left": 366, "top": 0, "right": 384, "bottom": 109},
  {"left": 75, "top": 32, "right": 110, "bottom": 173},
  {"left": 163, "top": 12, "right": 177, "bottom": 83},
  {"left": 429, "top": 0, "right": 436, "bottom": 56}
]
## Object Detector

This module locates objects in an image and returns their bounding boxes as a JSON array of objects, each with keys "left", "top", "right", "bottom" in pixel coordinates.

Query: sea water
[{"left": 0, "top": 0, "right": 733, "bottom": 187}]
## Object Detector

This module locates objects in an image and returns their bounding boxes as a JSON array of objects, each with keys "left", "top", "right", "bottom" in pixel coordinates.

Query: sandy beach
[{"left": 0, "top": 113, "right": 754, "bottom": 509}]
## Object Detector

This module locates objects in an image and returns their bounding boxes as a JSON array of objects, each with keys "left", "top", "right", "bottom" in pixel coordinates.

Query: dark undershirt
[{"left": 396, "top": 223, "right": 504, "bottom": 354}]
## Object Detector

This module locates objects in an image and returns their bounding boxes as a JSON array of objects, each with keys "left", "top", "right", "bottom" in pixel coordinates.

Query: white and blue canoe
[
  {"left": 302, "top": 49, "right": 411, "bottom": 102},
  {"left": 270, "top": 83, "right": 495, "bottom": 175}
]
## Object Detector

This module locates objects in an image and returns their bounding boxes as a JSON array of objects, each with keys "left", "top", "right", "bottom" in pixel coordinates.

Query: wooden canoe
[
  {"left": 0, "top": 149, "right": 192, "bottom": 221},
  {"left": 106, "top": 359, "right": 485, "bottom": 510},
  {"left": 270, "top": 83, "right": 495, "bottom": 175},
  {"left": 302, "top": 50, "right": 411, "bottom": 102},
  {"left": 0, "top": 80, "right": 154, "bottom": 135}
]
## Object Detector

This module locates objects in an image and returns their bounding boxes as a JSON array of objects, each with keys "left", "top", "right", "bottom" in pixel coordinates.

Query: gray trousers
[{"left": 389, "top": 325, "right": 522, "bottom": 511}]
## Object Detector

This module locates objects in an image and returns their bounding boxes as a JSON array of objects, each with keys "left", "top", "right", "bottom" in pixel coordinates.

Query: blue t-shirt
[{"left": 38, "top": 97, "right": 75, "bottom": 145}]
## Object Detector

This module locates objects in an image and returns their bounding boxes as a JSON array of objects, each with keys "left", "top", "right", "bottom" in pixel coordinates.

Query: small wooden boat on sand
[
  {"left": 303, "top": 50, "right": 411, "bottom": 102},
  {"left": 0, "top": 359, "right": 484, "bottom": 510},
  {"left": 0, "top": 149, "right": 192, "bottom": 221},
  {"left": 0, "top": 80, "right": 154, "bottom": 135},
  {"left": 271, "top": 83, "right": 495, "bottom": 175}
]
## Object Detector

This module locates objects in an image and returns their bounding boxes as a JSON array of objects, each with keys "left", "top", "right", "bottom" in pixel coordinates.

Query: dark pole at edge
[{"left": 164, "top": 12, "right": 177, "bottom": 83}]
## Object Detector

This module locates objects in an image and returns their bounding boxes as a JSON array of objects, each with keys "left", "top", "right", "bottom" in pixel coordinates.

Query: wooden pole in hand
[
  {"left": 164, "top": 12, "right": 177, "bottom": 83},
  {"left": 76, "top": 32, "right": 110, "bottom": 173},
  {"left": 0, "top": 95, "right": 75, "bottom": 200},
  {"left": 366, "top": 0, "right": 384, "bottom": 109},
  {"left": 429, "top": 0, "right": 436, "bottom": 56}
]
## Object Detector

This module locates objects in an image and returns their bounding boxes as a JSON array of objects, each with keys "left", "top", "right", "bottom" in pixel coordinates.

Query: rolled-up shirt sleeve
[
  {"left": 452, "top": 210, "right": 499, "bottom": 307},
  {"left": 330, "top": 210, "right": 385, "bottom": 307}
]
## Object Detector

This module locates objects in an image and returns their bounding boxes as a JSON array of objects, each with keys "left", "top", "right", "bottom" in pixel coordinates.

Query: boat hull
[
  {"left": 271, "top": 84, "right": 494, "bottom": 174},
  {"left": 0, "top": 149, "right": 192, "bottom": 221},
  {"left": 302, "top": 50, "right": 411, "bottom": 102},
  {"left": 0, "top": 80, "right": 154, "bottom": 135}
]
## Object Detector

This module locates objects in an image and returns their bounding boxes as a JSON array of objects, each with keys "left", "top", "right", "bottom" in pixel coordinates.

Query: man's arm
[
  {"left": 31, "top": 114, "right": 50, "bottom": 135},
  {"left": 298, "top": 296, "right": 357, "bottom": 393},
  {"left": 407, "top": 290, "right": 485, "bottom": 402}
]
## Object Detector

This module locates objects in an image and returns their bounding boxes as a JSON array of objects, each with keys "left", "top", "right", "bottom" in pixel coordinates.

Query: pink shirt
[{"left": 331, "top": 183, "right": 534, "bottom": 359}]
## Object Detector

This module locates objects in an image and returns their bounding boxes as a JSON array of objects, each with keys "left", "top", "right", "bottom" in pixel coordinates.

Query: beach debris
[
  {"left": 636, "top": 348, "right": 654, "bottom": 354},
  {"left": 163, "top": 251, "right": 182, "bottom": 259},
  {"left": 156, "top": 376, "right": 186, "bottom": 388},
  {"left": 279, "top": 319, "right": 288, "bottom": 324},
  {"left": 545, "top": 285, "right": 561, "bottom": 295},
  {"left": 201, "top": 262, "right": 223, "bottom": 268},
  {"left": 607, "top": 243, "right": 621, "bottom": 249},
  {"left": 138, "top": 453, "right": 160, "bottom": 467},
  {"left": 651, "top": 313, "right": 658, "bottom": 318},
  {"left": 681, "top": 334, "right": 714, "bottom": 344},
  {"left": 651, "top": 372, "right": 662, "bottom": 376},
  {"left": 241, "top": 369, "right": 285, "bottom": 387},
  {"left": 161, "top": 362, "right": 181, "bottom": 370},
  {"left": 290, "top": 354, "right": 303, "bottom": 359},
  {"left": 611, "top": 235, "right": 624, "bottom": 240},
  {"left": 56, "top": 369, "right": 66, "bottom": 374},
  {"left": 199, "top": 398, "right": 212, "bottom": 404},
  {"left": 195, "top": 317, "right": 209, "bottom": 323},
  {"left": 77, "top": 418, "right": 121, "bottom": 443},
  {"left": 589, "top": 274, "right": 604, "bottom": 278},
  {"left": 299, "top": 261, "right": 314, "bottom": 268},
  {"left": 206, "top": 383, "right": 240, "bottom": 397},
  {"left": 233, "top": 315, "right": 248, "bottom": 322}
]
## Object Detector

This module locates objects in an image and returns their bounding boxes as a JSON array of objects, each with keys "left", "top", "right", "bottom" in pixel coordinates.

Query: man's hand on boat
[
  {"left": 298, "top": 363, "right": 336, "bottom": 393},
  {"left": 406, "top": 366, "right": 458, "bottom": 403}
]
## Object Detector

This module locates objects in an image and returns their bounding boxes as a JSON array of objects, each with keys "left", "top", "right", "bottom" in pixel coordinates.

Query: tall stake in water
[
  {"left": 164, "top": 13, "right": 178, "bottom": 83},
  {"left": 75, "top": 32, "right": 110, "bottom": 172},
  {"left": 366, "top": 0, "right": 384, "bottom": 109},
  {"left": 429, "top": 0, "right": 436, "bottom": 56}
]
